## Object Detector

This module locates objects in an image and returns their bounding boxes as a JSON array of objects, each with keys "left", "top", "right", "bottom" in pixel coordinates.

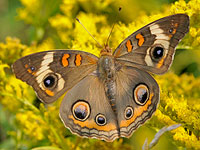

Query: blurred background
[
  {"left": 0, "top": 0, "right": 200, "bottom": 150},
  {"left": 0, "top": 0, "right": 177, "bottom": 43}
]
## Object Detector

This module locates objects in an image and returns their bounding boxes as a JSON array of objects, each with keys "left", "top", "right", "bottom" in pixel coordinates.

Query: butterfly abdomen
[
  {"left": 105, "top": 79, "right": 117, "bottom": 112},
  {"left": 97, "top": 56, "right": 119, "bottom": 113}
]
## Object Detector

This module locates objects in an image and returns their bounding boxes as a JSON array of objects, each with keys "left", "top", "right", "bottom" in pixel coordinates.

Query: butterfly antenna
[
  {"left": 105, "top": 7, "right": 122, "bottom": 47},
  {"left": 76, "top": 18, "right": 103, "bottom": 48}
]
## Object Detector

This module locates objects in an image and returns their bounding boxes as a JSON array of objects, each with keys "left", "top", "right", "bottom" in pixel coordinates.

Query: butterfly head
[{"left": 100, "top": 45, "right": 112, "bottom": 56}]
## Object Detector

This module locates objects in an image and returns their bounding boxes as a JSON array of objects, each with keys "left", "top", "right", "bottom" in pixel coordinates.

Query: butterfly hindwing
[
  {"left": 113, "top": 14, "right": 189, "bottom": 74},
  {"left": 59, "top": 75, "right": 119, "bottom": 142},
  {"left": 12, "top": 50, "right": 98, "bottom": 103},
  {"left": 115, "top": 66, "right": 159, "bottom": 137},
  {"left": 59, "top": 66, "right": 160, "bottom": 141}
]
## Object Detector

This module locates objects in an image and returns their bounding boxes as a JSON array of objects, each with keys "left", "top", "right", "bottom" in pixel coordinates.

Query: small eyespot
[
  {"left": 151, "top": 46, "right": 164, "bottom": 61},
  {"left": 72, "top": 100, "right": 90, "bottom": 121},
  {"left": 95, "top": 114, "right": 106, "bottom": 126},
  {"left": 124, "top": 106, "right": 134, "bottom": 120},
  {"left": 30, "top": 66, "right": 35, "bottom": 71},
  {"left": 43, "top": 74, "right": 57, "bottom": 88},
  {"left": 133, "top": 84, "right": 149, "bottom": 106},
  {"left": 169, "top": 28, "right": 173, "bottom": 33}
]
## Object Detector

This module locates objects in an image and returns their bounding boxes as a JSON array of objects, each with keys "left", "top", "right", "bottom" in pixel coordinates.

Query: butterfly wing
[
  {"left": 59, "top": 75, "right": 119, "bottom": 142},
  {"left": 113, "top": 14, "right": 189, "bottom": 74},
  {"left": 12, "top": 50, "right": 98, "bottom": 103},
  {"left": 115, "top": 66, "right": 159, "bottom": 137}
]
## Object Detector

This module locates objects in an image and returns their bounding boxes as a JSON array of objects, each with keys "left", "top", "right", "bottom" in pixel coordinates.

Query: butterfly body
[
  {"left": 12, "top": 14, "right": 189, "bottom": 142},
  {"left": 97, "top": 54, "right": 115, "bottom": 81},
  {"left": 98, "top": 53, "right": 117, "bottom": 112}
]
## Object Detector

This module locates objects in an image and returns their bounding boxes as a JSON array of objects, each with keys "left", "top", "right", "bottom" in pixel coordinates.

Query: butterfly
[{"left": 12, "top": 14, "right": 189, "bottom": 142}]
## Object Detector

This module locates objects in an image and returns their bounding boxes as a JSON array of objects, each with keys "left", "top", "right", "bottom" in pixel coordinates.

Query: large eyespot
[
  {"left": 133, "top": 84, "right": 149, "bottom": 105},
  {"left": 95, "top": 114, "right": 106, "bottom": 126},
  {"left": 124, "top": 106, "right": 134, "bottom": 120},
  {"left": 72, "top": 101, "right": 90, "bottom": 121},
  {"left": 150, "top": 45, "right": 164, "bottom": 61},
  {"left": 43, "top": 74, "right": 57, "bottom": 88}
]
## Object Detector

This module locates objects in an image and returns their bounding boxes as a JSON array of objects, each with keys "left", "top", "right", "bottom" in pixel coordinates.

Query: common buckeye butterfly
[{"left": 13, "top": 14, "right": 189, "bottom": 142}]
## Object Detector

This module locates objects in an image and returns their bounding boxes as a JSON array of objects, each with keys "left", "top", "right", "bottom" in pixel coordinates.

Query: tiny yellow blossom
[
  {"left": 72, "top": 12, "right": 109, "bottom": 56},
  {"left": 16, "top": 111, "right": 47, "bottom": 140},
  {"left": 20, "top": 0, "right": 39, "bottom": 8},
  {"left": 49, "top": 15, "right": 73, "bottom": 29}
]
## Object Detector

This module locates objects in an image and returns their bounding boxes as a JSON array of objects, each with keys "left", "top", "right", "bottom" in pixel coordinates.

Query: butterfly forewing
[
  {"left": 12, "top": 50, "right": 98, "bottom": 103},
  {"left": 114, "top": 14, "right": 189, "bottom": 74}
]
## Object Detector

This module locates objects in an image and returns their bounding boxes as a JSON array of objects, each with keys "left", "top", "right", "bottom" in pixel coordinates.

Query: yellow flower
[
  {"left": 20, "top": 0, "right": 39, "bottom": 9},
  {"left": 60, "top": 0, "right": 76, "bottom": 16},
  {"left": 16, "top": 111, "right": 47, "bottom": 140},
  {"left": 153, "top": 72, "right": 200, "bottom": 148},
  {"left": 49, "top": 15, "right": 73, "bottom": 43},
  {"left": 72, "top": 12, "right": 109, "bottom": 56},
  {"left": 190, "top": 27, "right": 197, "bottom": 37},
  {"left": 0, "top": 37, "right": 27, "bottom": 64},
  {"left": 49, "top": 15, "right": 73, "bottom": 29},
  {"left": 17, "top": 0, "right": 40, "bottom": 24}
]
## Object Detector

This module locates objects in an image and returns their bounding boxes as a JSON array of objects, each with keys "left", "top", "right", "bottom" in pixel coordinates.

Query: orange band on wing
[
  {"left": 156, "top": 56, "right": 166, "bottom": 68},
  {"left": 62, "top": 54, "right": 70, "bottom": 67},
  {"left": 172, "top": 28, "right": 177, "bottom": 34},
  {"left": 27, "top": 68, "right": 35, "bottom": 75},
  {"left": 45, "top": 90, "right": 54, "bottom": 96},
  {"left": 169, "top": 28, "right": 177, "bottom": 38},
  {"left": 169, "top": 23, "right": 178, "bottom": 38},
  {"left": 126, "top": 40, "right": 133, "bottom": 52},
  {"left": 174, "top": 23, "right": 178, "bottom": 27},
  {"left": 27, "top": 69, "right": 32, "bottom": 73},
  {"left": 120, "top": 93, "right": 154, "bottom": 127},
  {"left": 69, "top": 115, "right": 117, "bottom": 131},
  {"left": 136, "top": 33, "right": 144, "bottom": 47},
  {"left": 75, "top": 54, "right": 82, "bottom": 66}
]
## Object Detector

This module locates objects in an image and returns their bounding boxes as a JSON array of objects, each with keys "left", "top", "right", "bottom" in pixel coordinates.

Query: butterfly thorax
[
  {"left": 97, "top": 56, "right": 115, "bottom": 81},
  {"left": 98, "top": 45, "right": 116, "bottom": 81}
]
